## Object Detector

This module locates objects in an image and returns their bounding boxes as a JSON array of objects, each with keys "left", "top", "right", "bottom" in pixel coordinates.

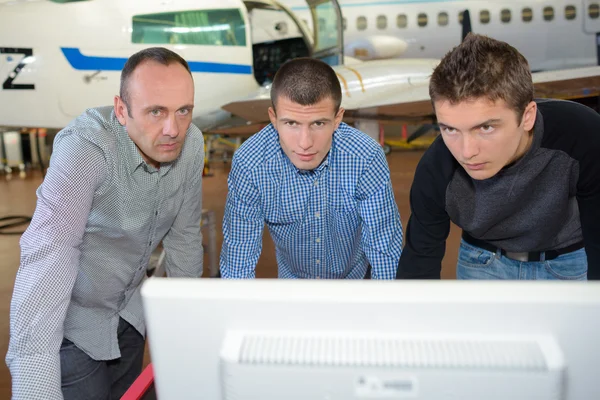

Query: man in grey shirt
[
  {"left": 6, "top": 47, "right": 204, "bottom": 399},
  {"left": 397, "top": 34, "right": 599, "bottom": 280}
]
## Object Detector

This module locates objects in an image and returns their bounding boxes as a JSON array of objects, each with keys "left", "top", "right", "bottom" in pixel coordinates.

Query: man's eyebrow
[
  {"left": 278, "top": 117, "right": 333, "bottom": 123},
  {"left": 437, "top": 121, "right": 456, "bottom": 130},
  {"left": 143, "top": 105, "right": 167, "bottom": 112},
  {"left": 438, "top": 118, "right": 502, "bottom": 131},
  {"left": 310, "top": 117, "right": 333, "bottom": 123},
  {"left": 470, "top": 118, "right": 502, "bottom": 129}
]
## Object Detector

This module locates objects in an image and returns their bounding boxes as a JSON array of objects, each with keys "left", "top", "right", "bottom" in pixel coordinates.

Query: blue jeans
[
  {"left": 456, "top": 239, "right": 588, "bottom": 280},
  {"left": 60, "top": 318, "right": 145, "bottom": 400}
]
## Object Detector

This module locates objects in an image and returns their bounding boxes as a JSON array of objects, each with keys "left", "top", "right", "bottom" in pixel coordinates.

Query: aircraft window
[
  {"left": 458, "top": 11, "right": 463, "bottom": 24},
  {"left": 565, "top": 5, "right": 576, "bottom": 20},
  {"left": 438, "top": 12, "right": 449, "bottom": 26},
  {"left": 480, "top": 10, "right": 490, "bottom": 24},
  {"left": 132, "top": 9, "right": 246, "bottom": 46},
  {"left": 522, "top": 7, "right": 533, "bottom": 22},
  {"left": 500, "top": 9, "right": 511, "bottom": 23},
  {"left": 589, "top": 3, "right": 600, "bottom": 19},
  {"left": 543, "top": 6, "right": 554, "bottom": 21},
  {"left": 417, "top": 12, "right": 428, "bottom": 27},
  {"left": 318, "top": 17, "right": 326, "bottom": 32},
  {"left": 397, "top": 14, "right": 408, "bottom": 28},
  {"left": 377, "top": 15, "right": 387, "bottom": 29},
  {"left": 357, "top": 16, "right": 367, "bottom": 30}
]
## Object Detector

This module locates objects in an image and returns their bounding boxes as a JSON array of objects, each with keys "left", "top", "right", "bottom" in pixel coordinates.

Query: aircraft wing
[
  {"left": 215, "top": 59, "right": 438, "bottom": 133},
  {"left": 212, "top": 60, "right": 600, "bottom": 134},
  {"left": 531, "top": 65, "right": 600, "bottom": 100}
]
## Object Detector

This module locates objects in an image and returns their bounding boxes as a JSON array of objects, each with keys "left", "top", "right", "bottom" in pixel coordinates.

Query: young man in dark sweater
[{"left": 397, "top": 34, "right": 600, "bottom": 280}]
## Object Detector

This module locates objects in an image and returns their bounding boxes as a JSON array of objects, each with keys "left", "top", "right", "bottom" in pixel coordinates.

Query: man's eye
[
  {"left": 177, "top": 108, "right": 190, "bottom": 116},
  {"left": 480, "top": 125, "right": 495, "bottom": 133},
  {"left": 150, "top": 109, "right": 161, "bottom": 117},
  {"left": 442, "top": 127, "right": 457, "bottom": 135},
  {"left": 313, "top": 121, "right": 325, "bottom": 127},
  {"left": 285, "top": 121, "right": 297, "bottom": 126}
]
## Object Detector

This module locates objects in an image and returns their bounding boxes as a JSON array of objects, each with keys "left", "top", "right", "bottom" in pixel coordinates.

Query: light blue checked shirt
[
  {"left": 220, "top": 122, "right": 403, "bottom": 279},
  {"left": 6, "top": 106, "right": 204, "bottom": 399}
]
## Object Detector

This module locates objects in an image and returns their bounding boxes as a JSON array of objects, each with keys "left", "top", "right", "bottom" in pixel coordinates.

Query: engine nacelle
[{"left": 344, "top": 36, "right": 408, "bottom": 60}]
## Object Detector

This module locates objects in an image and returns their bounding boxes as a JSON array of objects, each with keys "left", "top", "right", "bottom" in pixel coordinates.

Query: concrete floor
[{"left": 0, "top": 149, "right": 462, "bottom": 398}]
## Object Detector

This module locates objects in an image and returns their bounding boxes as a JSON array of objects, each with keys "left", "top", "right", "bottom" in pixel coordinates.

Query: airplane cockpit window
[
  {"left": 565, "top": 5, "right": 576, "bottom": 20},
  {"left": 480, "top": 10, "right": 490, "bottom": 24},
  {"left": 522, "top": 7, "right": 533, "bottom": 22},
  {"left": 500, "top": 8, "right": 511, "bottom": 23},
  {"left": 458, "top": 11, "right": 464, "bottom": 24},
  {"left": 397, "top": 14, "right": 408, "bottom": 28},
  {"left": 438, "top": 12, "right": 448, "bottom": 26},
  {"left": 417, "top": 12, "right": 428, "bottom": 27},
  {"left": 357, "top": 16, "right": 367, "bottom": 31},
  {"left": 377, "top": 15, "right": 387, "bottom": 30},
  {"left": 589, "top": 3, "right": 600, "bottom": 19},
  {"left": 318, "top": 17, "right": 327, "bottom": 32},
  {"left": 132, "top": 9, "right": 246, "bottom": 47},
  {"left": 543, "top": 6, "right": 554, "bottom": 21}
]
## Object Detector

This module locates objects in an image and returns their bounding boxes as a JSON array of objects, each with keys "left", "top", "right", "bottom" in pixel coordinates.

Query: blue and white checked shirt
[
  {"left": 220, "top": 122, "right": 403, "bottom": 279},
  {"left": 6, "top": 106, "right": 204, "bottom": 399}
]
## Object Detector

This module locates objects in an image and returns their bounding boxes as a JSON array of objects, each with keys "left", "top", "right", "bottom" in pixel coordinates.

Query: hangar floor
[{"left": 0, "top": 147, "right": 463, "bottom": 398}]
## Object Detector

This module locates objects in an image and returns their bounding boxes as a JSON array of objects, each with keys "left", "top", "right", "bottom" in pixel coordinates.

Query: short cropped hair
[
  {"left": 270, "top": 57, "right": 342, "bottom": 113},
  {"left": 120, "top": 47, "right": 192, "bottom": 117},
  {"left": 429, "top": 34, "right": 534, "bottom": 121}
]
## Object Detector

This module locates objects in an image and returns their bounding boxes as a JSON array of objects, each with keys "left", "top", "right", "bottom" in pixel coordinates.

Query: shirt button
[
  {"left": 315, "top": 212, "right": 320, "bottom": 218},
  {"left": 316, "top": 238, "right": 321, "bottom": 243},
  {"left": 316, "top": 259, "right": 321, "bottom": 264},
  {"left": 314, "top": 181, "right": 318, "bottom": 186}
]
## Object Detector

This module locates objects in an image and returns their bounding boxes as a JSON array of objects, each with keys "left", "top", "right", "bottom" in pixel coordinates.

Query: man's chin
[
  {"left": 292, "top": 160, "right": 318, "bottom": 171},
  {"left": 156, "top": 150, "right": 183, "bottom": 164},
  {"left": 464, "top": 167, "right": 498, "bottom": 180}
]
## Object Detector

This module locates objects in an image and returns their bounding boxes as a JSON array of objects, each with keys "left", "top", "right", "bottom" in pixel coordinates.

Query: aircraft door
[
  {"left": 583, "top": 0, "right": 600, "bottom": 33},
  {"left": 306, "top": 0, "right": 344, "bottom": 65}
]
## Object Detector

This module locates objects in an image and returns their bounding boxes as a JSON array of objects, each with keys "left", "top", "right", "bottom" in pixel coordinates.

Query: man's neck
[{"left": 507, "top": 129, "right": 534, "bottom": 167}]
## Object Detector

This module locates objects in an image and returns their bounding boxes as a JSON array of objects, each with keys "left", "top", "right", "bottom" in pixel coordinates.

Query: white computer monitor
[{"left": 141, "top": 279, "right": 600, "bottom": 400}]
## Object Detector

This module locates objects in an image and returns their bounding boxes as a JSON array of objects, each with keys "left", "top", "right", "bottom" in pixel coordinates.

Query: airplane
[
  {"left": 284, "top": 0, "right": 600, "bottom": 72},
  {"left": 0, "top": 0, "right": 599, "bottom": 164}
]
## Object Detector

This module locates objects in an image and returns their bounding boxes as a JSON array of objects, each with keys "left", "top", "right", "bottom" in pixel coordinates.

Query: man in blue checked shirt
[{"left": 220, "top": 58, "right": 403, "bottom": 279}]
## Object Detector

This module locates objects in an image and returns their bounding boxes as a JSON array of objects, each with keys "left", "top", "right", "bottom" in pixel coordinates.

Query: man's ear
[
  {"left": 521, "top": 101, "right": 537, "bottom": 132},
  {"left": 268, "top": 106, "right": 277, "bottom": 127},
  {"left": 114, "top": 95, "right": 127, "bottom": 125}
]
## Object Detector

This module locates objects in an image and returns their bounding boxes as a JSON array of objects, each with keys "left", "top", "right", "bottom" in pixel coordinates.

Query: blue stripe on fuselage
[{"left": 60, "top": 47, "right": 252, "bottom": 74}]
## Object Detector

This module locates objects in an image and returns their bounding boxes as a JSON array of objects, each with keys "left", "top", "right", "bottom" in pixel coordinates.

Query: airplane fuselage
[
  {"left": 288, "top": 0, "right": 600, "bottom": 71},
  {"left": 0, "top": 0, "right": 261, "bottom": 130}
]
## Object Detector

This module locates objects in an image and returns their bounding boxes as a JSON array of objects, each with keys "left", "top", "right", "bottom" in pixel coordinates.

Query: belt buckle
[{"left": 505, "top": 251, "right": 530, "bottom": 262}]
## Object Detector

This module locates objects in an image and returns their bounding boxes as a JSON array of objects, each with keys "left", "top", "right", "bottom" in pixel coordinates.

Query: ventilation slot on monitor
[{"left": 236, "top": 333, "right": 549, "bottom": 370}]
